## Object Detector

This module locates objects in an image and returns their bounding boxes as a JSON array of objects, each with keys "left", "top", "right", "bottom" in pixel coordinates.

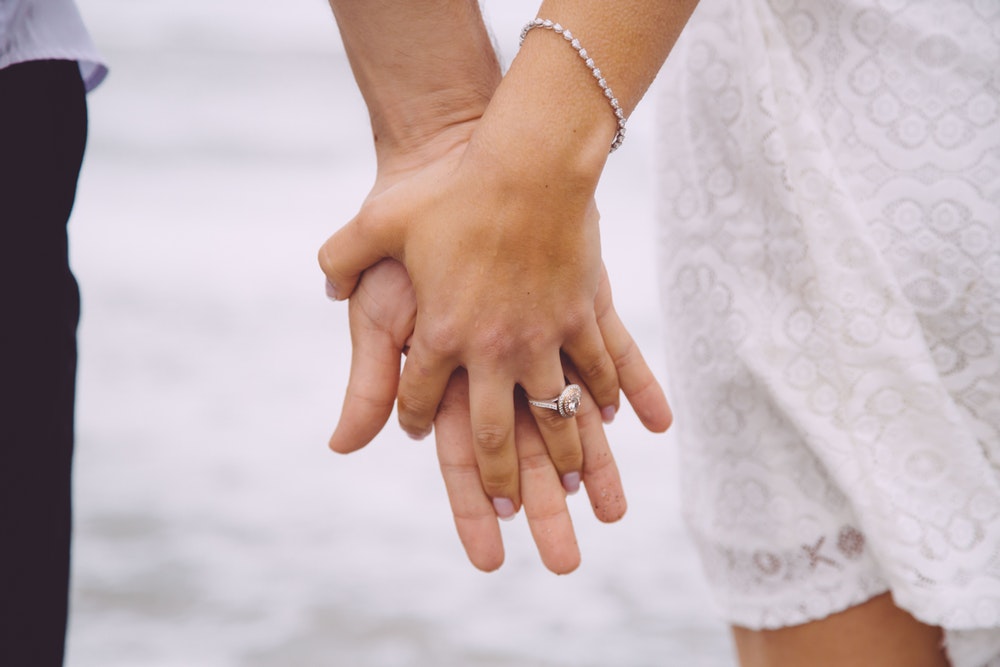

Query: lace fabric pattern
[{"left": 655, "top": 0, "right": 1000, "bottom": 661}]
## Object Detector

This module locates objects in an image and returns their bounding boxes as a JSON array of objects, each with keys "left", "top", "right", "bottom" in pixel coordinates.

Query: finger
[
  {"left": 564, "top": 364, "right": 627, "bottom": 523},
  {"left": 467, "top": 370, "right": 520, "bottom": 518},
  {"left": 595, "top": 265, "right": 673, "bottom": 432},
  {"left": 562, "top": 318, "right": 621, "bottom": 421},
  {"left": 328, "top": 320, "right": 400, "bottom": 454},
  {"left": 522, "top": 358, "right": 584, "bottom": 494},
  {"left": 318, "top": 200, "right": 400, "bottom": 302},
  {"left": 513, "top": 396, "right": 581, "bottom": 574},
  {"left": 434, "top": 369, "right": 504, "bottom": 572},
  {"left": 328, "top": 259, "right": 415, "bottom": 453},
  {"left": 396, "top": 339, "right": 455, "bottom": 440}
]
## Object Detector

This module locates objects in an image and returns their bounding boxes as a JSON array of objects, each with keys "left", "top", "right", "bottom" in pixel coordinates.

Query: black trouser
[{"left": 0, "top": 59, "right": 88, "bottom": 667}]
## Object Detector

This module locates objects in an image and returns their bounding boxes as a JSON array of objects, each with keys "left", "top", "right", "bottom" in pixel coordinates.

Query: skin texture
[{"left": 732, "top": 592, "right": 948, "bottom": 667}]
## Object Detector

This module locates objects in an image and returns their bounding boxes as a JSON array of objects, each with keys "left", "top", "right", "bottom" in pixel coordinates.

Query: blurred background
[{"left": 67, "top": 1, "right": 733, "bottom": 665}]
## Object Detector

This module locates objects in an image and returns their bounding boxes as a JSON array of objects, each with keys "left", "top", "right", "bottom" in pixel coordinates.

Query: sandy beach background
[{"left": 67, "top": 1, "right": 734, "bottom": 664}]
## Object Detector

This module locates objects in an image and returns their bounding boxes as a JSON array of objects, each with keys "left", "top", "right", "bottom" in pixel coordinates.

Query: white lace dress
[{"left": 655, "top": 0, "right": 1000, "bottom": 663}]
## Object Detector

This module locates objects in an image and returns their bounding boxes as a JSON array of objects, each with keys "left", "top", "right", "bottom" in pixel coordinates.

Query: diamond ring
[{"left": 527, "top": 384, "right": 582, "bottom": 418}]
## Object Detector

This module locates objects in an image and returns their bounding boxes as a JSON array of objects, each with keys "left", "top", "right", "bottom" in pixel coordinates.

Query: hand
[
  {"left": 329, "top": 258, "right": 670, "bottom": 573},
  {"left": 320, "top": 133, "right": 623, "bottom": 516}
]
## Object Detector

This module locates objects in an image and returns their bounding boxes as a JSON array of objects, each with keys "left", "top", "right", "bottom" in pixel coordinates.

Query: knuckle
[
  {"left": 351, "top": 286, "right": 388, "bottom": 326},
  {"left": 477, "top": 459, "right": 514, "bottom": 495},
  {"left": 317, "top": 243, "right": 340, "bottom": 281},
  {"left": 612, "top": 336, "right": 641, "bottom": 370},
  {"left": 422, "top": 320, "right": 462, "bottom": 358},
  {"left": 583, "top": 446, "right": 615, "bottom": 477},
  {"left": 562, "top": 306, "right": 589, "bottom": 337},
  {"left": 513, "top": 323, "right": 548, "bottom": 355},
  {"left": 396, "top": 390, "right": 436, "bottom": 421},
  {"left": 346, "top": 387, "right": 394, "bottom": 415},
  {"left": 472, "top": 326, "right": 517, "bottom": 363},
  {"left": 550, "top": 447, "right": 583, "bottom": 473},
  {"left": 473, "top": 423, "right": 509, "bottom": 455},
  {"left": 579, "top": 351, "right": 613, "bottom": 384},
  {"left": 480, "top": 472, "right": 511, "bottom": 496}
]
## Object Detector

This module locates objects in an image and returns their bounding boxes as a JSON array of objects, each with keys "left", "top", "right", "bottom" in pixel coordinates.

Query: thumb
[
  {"left": 318, "top": 201, "right": 400, "bottom": 301},
  {"left": 329, "top": 259, "right": 416, "bottom": 453},
  {"left": 328, "top": 328, "right": 400, "bottom": 453}
]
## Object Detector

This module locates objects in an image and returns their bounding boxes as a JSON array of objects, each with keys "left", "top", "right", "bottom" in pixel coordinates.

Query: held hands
[
  {"left": 321, "top": 131, "right": 628, "bottom": 514},
  {"left": 320, "top": 120, "right": 671, "bottom": 573},
  {"left": 329, "top": 259, "right": 609, "bottom": 572},
  {"left": 330, "top": 258, "right": 668, "bottom": 573}
]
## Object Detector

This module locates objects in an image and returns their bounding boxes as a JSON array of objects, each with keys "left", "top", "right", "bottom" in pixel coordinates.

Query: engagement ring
[{"left": 528, "top": 384, "right": 582, "bottom": 418}]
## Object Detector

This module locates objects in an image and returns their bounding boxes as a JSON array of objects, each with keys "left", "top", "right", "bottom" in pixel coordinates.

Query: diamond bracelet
[{"left": 519, "top": 18, "right": 626, "bottom": 153}]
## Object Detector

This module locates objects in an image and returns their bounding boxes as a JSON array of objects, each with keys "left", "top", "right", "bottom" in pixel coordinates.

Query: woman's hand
[
  {"left": 320, "top": 133, "right": 625, "bottom": 517},
  {"left": 322, "top": 0, "right": 694, "bottom": 525},
  {"left": 320, "top": 0, "right": 690, "bottom": 566}
]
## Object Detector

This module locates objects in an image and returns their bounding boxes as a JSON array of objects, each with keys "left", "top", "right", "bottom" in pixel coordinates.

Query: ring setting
[{"left": 528, "top": 384, "right": 582, "bottom": 418}]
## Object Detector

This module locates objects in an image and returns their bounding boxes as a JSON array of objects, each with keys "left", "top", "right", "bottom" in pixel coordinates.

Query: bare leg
[{"left": 732, "top": 592, "right": 948, "bottom": 667}]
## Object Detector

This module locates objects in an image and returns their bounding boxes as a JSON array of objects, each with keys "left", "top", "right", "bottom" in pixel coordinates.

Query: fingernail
[
  {"left": 406, "top": 427, "right": 431, "bottom": 441},
  {"left": 492, "top": 497, "right": 516, "bottom": 521},
  {"left": 562, "top": 471, "right": 581, "bottom": 495},
  {"left": 601, "top": 405, "right": 617, "bottom": 424},
  {"left": 325, "top": 279, "right": 339, "bottom": 301}
]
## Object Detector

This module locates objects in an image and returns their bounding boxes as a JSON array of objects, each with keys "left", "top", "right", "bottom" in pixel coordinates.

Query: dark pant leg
[{"left": 0, "top": 59, "right": 88, "bottom": 667}]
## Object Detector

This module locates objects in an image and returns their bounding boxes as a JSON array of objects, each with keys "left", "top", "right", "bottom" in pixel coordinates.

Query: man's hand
[{"left": 327, "top": 258, "right": 669, "bottom": 573}]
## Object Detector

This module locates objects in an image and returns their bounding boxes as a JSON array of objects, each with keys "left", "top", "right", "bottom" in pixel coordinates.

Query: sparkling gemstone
[{"left": 558, "top": 385, "right": 583, "bottom": 417}]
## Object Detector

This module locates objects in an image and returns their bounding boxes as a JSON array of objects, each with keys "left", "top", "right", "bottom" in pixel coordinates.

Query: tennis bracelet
[{"left": 519, "top": 18, "right": 627, "bottom": 152}]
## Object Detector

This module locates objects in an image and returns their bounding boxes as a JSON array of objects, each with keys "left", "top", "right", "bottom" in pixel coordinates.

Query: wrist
[
  {"left": 469, "top": 41, "right": 615, "bottom": 198},
  {"left": 329, "top": 0, "right": 502, "bottom": 164},
  {"left": 520, "top": 19, "right": 627, "bottom": 152},
  {"left": 372, "top": 115, "right": 480, "bottom": 191},
  {"left": 369, "top": 81, "right": 496, "bottom": 166}
]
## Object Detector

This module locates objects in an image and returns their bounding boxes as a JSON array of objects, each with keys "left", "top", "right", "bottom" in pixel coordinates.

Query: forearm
[
  {"left": 327, "top": 0, "right": 501, "bottom": 165},
  {"left": 472, "top": 0, "right": 699, "bottom": 190}
]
